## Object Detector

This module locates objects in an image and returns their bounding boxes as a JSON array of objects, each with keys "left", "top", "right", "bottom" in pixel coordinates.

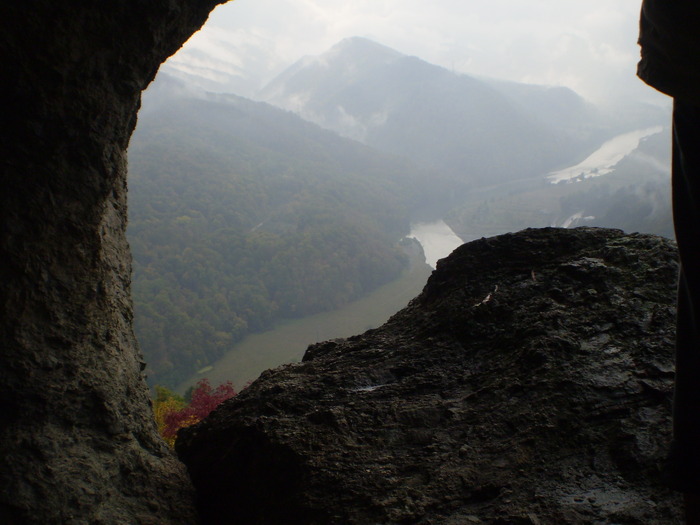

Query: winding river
[
  {"left": 177, "top": 221, "right": 463, "bottom": 393},
  {"left": 407, "top": 220, "right": 464, "bottom": 269},
  {"left": 547, "top": 126, "right": 664, "bottom": 184}
]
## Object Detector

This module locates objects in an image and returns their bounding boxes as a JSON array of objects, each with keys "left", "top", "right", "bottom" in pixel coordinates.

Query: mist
[
  {"left": 166, "top": 0, "right": 668, "bottom": 107},
  {"left": 131, "top": 1, "right": 674, "bottom": 391}
]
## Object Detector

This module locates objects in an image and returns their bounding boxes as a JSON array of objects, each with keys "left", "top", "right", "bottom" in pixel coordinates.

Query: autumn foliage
[{"left": 153, "top": 379, "right": 236, "bottom": 447}]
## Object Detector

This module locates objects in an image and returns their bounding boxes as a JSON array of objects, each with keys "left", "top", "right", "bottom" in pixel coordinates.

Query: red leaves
[{"left": 158, "top": 379, "right": 236, "bottom": 446}]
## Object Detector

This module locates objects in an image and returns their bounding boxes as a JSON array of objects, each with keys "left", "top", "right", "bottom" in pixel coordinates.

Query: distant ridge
[
  {"left": 259, "top": 37, "right": 604, "bottom": 191},
  {"left": 128, "top": 80, "right": 438, "bottom": 387}
]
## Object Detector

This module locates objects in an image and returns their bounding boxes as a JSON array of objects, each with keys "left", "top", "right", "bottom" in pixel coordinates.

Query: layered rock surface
[{"left": 179, "top": 227, "right": 682, "bottom": 524}]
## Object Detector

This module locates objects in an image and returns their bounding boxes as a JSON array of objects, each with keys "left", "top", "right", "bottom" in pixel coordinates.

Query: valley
[
  {"left": 130, "top": 36, "right": 672, "bottom": 391},
  {"left": 177, "top": 238, "right": 433, "bottom": 393}
]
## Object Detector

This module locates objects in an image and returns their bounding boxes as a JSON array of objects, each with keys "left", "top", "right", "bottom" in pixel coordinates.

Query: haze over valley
[{"left": 129, "top": 35, "right": 672, "bottom": 390}]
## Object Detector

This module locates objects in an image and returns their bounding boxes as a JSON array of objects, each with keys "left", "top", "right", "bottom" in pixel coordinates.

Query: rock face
[
  {"left": 0, "top": 2, "right": 223, "bottom": 523},
  {"left": 179, "top": 227, "right": 682, "bottom": 524}
]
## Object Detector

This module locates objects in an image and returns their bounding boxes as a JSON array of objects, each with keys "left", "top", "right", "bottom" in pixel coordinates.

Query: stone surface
[
  {"left": 0, "top": 1, "right": 224, "bottom": 522},
  {"left": 179, "top": 227, "right": 682, "bottom": 524}
]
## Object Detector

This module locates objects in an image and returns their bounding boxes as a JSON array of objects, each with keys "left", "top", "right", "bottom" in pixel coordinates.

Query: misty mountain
[
  {"left": 131, "top": 42, "right": 673, "bottom": 388},
  {"left": 159, "top": 33, "right": 284, "bottom": 99},
  {"left": 128, "top": 74, "right": 435, "bottom": 387},
  {"left": 480, "top": 79, "right": 600, "bottom": 144},
  {"left": 446, "top": 129, "right": 673, "bottom": 241},
  {"left": 481, "top": 78, "right": 667, "bottom": 139},
  {"left": 260, "top": 37, "right": 613, "bottom": 191}
]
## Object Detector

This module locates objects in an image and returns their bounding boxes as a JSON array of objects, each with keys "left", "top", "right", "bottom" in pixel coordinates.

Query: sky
[{"left": 163, "top": 0, "right": 669, "bottom": 107}]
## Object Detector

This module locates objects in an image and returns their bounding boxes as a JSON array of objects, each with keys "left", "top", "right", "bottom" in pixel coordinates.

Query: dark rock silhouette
[
  {"left": 0, "top": 2, "right": 685, "bottom": 524},
  {"left": 0, "top": 2, "right": 223, "bottom": 522},
  {"left": 179, "top": 227, "right": 682, "bottom": 524}
]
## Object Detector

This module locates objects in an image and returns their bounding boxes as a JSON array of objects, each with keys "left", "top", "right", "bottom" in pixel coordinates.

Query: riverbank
[
  {"left": 177, "top": 239, "right": 432, "bottom": 393},
  {"left": 407, "top": 220, "right": 464, "bottom": 269},
  {"left": 547, "top": 126, "right": 663, "bottom": 183}
]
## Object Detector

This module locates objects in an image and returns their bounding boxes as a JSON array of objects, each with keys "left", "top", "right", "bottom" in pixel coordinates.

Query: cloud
[{"left": 168, "top": 0, "right": 662, "bottom": 104}]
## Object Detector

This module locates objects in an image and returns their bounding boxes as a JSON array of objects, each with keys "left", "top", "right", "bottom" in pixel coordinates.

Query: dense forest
[
  {"left": 130, "top": 42, "right": 671, "bottom": 389},
  {"left": 128, "top": 88, "right": 430, "bottom": 387}
]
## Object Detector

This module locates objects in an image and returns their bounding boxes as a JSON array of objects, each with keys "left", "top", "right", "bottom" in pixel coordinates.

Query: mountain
[
  {"left": 128, "top": 75, "right": 436, "bottom": 387},
  {"left": 179, "top": 227, "right": 680, "bottom": 524},
  {"left": 132, "top": 42, "right": 673, "bottom": 388},
  {"left": 260, "top": 37, "right": 609, "bottom": 191},
  {"left": 482, "top": 78, "right": 667, "bottom": 140},
  {"left": 259, "top": 37, "right": 673, "bottom": 233},
  {"left": 159, "top": 30, "right": 285, "bottom": 98},
  {"left": 446, "top": 128, "right": 673, "bottom": 241}
]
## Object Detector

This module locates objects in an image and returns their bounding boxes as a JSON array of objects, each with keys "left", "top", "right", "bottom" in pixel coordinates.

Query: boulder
[{"left": 179, "top": 227, "right": 682, "bottom": 524}]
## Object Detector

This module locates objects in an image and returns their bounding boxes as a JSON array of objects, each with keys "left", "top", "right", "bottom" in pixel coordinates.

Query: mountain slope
[
  {"left": 128, "top": 76, "right": 434, "bottom": 387},
  {"left": 446, "top": 128, "right": 673, "bottom": 241},
  {"left": 260, "top": 37, "right": 602, "bottom": 191}
]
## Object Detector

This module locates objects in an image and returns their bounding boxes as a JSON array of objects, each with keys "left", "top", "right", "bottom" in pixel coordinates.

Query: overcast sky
[{"left": 165, "top": 0, "right": 669, "bottom": 107}]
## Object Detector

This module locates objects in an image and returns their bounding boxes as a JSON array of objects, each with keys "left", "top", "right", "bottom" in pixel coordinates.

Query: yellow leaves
[
  {"left": 153, "top": 396, "right": 185, "bottom": 447},
  {"left": 152, "top": 380, "right": 236, "bottom": 447}
]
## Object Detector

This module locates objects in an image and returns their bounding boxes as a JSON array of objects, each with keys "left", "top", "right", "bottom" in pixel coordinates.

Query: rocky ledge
[{"left": 178, "top": 227, "right": 681, "bottom": 524}]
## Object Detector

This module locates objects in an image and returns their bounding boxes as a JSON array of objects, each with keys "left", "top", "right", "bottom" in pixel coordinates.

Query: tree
[{"left": 154, "top": 379, "right": 236, "bottom": 447}]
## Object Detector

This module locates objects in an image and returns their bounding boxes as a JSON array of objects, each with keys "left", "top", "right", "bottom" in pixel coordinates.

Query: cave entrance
[{"left": 128, "top": 0, "right": 668, "bottom": 395}]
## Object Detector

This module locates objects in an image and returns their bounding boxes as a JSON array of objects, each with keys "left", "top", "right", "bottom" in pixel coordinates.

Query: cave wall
[{"left": 0, "top": 1, "right": 225, "bottom": 522}]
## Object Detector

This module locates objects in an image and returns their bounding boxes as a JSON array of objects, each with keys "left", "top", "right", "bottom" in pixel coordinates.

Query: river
[
  {"left": 177, "top": 237, "right": 430, "bottom": 392},
  {"left": 177, "top": 221, "right": 463, "bottom": 393},
  {"left": 547, "top": 126, "right": 664, "bottom": 184},
  {"left": 407, "top": 220, "right": 465, "bottom": 269}
]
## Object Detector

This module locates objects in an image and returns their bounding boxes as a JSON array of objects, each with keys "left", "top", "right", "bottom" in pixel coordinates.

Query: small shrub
[{"left": 153, "top": 379, "right": 236, "bottom": 447}]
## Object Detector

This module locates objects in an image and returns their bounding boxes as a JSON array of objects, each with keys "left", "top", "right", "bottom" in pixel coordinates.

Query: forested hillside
[
  {"left": 128, "top": 80, "right": 431, "bottom": 387},
  {"left": 129, "top": 40, "right": 671, "bottom": 389},
  {"left": 446, "top": 130, "right": 673, "bottom": 240}
]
